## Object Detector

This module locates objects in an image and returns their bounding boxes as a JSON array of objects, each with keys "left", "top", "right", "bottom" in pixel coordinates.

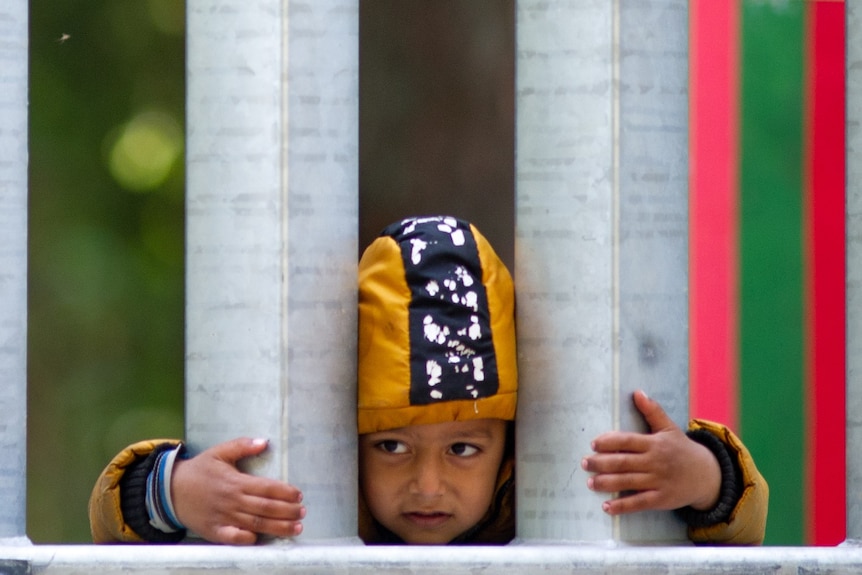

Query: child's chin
[
  {"left": 398, "top": 529, "right": 456, "bottom": 545},
  {"left": 404, "top": 537, "right": 451, "bottom": 545}
]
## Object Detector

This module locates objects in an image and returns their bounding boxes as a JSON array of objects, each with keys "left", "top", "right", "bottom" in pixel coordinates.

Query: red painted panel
[
  {"left": 689, "top": 0, "right": 739, "bottom": 431},
  {"left": 804, "top": 0, "right": 846, "bottom": 546}
]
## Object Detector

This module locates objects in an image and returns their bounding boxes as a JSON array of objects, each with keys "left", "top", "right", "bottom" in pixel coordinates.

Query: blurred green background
[
  {"left": 28, "top": 0, "right": 186, "bottom": 542},
  {"left": 27, "top": 0, "right": 514, "bottom": 542}
]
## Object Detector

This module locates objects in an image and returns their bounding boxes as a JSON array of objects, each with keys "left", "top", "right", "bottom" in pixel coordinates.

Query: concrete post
[
  {"left": 0, "top": 0, "right": 29, "bottom": 543},
  {"left": 515, "top": 0, "right": 689, "bottom": 543},
  {"left": 185, "top": 1, "right": 358, "bottom": 541},
  {"left": 847, "top": 0, "right": 862, "bottom": 544}
]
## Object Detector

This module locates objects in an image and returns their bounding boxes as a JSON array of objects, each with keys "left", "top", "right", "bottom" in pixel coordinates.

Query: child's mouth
[{"left": 403, "top": 511, "right": 452, "bottom": 528}]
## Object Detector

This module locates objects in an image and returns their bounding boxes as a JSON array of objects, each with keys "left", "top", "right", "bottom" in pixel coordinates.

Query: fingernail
[
  {"left": 581, "top": 458, "right": 589, "bottom": 471},
  {"left": 299, "top": 506, "right": 307, "bottom": 519},
  {"left": 640, "top": 390, "right": 650, "bottom": 400},
  {"left": 294, "top": 522, "right": 303, "bottom": 535},
  {"left": 602, "top": 501, "right": 611, "bottom": 514},
  {"left": 252, "top": 438, "right": 268, "bottom": 447},
  {"left": 590, "top": 441, "right": 596, "bottom": 451},
  {"left": 586, "top": 477, "right": 594, "bottom": 490}
]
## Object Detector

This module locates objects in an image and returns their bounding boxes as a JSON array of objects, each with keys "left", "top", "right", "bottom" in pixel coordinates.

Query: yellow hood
[{"left": 357, "top": 216, "right": 517, "bottom": 434}]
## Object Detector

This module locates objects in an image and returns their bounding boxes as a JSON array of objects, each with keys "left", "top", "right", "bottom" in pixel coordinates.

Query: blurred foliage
[
  {"left": 28, "top": 0, "right": 514, "bottom": 542},
  {"left": 28, "top": 0, "right": 186, "bottom": 542}
]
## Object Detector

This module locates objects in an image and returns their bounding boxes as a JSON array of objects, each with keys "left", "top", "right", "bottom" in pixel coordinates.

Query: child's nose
[{"left": 409, "top": 454, "right": 446, "bottom": 497}]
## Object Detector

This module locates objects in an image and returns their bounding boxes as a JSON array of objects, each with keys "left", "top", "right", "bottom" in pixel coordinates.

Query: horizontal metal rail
[{"left": 2, "top": 543, "right": 862, "bottom": 575}]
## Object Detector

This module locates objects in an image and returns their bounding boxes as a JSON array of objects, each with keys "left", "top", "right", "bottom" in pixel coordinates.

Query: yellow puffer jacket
[
  {"left": 90, "top": 216, "right": 768, "bottom": 545},
  {"left": 89, "top": 438, "right": 182, "bottom": 543},
  {"left": 354, "top": 216, "right": 767, "bottom": 545},
  {"left": 686, "top": 419, "right": 769, "bottom": 545},
  {"left": 90, "top": 419, "right": 767, "bottom": 545}
]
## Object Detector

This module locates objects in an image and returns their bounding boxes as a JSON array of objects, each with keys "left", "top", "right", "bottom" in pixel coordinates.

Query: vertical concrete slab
[
  {"left": 185, "top": 1, "right": 358, "bottom": 541},
  {"left": 847, "top": 0, "right": 862, "bottom": 544},
  {"left": 515, "top": 0, "right": 688, "bottom": 543},
  {"left": 615, "top": 0, "right": 689, "bottom": 543},
  {"left": 0, "top": 0, "right": 29, "bottom": 542}
]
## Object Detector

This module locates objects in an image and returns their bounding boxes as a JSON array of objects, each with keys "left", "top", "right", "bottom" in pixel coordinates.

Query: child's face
[{"left": 359, "top": 418, "right": 507, "bottom": 544}]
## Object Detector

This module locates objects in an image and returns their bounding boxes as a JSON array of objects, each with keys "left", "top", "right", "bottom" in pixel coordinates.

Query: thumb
[
  {"left": 212, "top": 524, "right": 259, "bottom": 546},
  {"left": 632, "top": 390, "right": 677, "bottom": 434},
  {"left": 210, "top": 437, "right": 270, "bottom": 465}
]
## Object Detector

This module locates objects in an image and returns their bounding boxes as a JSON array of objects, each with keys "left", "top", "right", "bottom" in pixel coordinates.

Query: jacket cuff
[
  {"left": 674, "top": 428, "right": 743, "bottom": 528},
  {"left": 119, "top": 442, "right": 186, "bottom": 543}
]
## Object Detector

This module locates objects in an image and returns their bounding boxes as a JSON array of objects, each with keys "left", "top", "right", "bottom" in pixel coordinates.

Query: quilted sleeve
[
  {"left": 684, "top": 420, "right": 769, "bottom": 545},
  {"left": 88, "top": 439, "right": 182, "bottom": 543}
]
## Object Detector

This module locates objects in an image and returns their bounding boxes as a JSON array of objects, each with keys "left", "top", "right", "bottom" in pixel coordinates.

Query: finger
[
  {"left": 239, "top": 494, "right": 306, "bottom": 521},
  {"left": 242, "top": 477, "right": 304, "bottom": 503},
  {"left": 235, "top": 511, "right": 304, "bottom": 538},
  {"left": 587, "top": 471, "right": 654, "bottom": 494},
  {"left": 601, "top": 490, "right": 664, "bottom": 516},
  {"left": 590, "top": 431, "right": 652, "bottom": 454},
  {"left": 210, "top": 437, "right": 270, "bottom": 465},
  {"left": 582, "top": 451, "right": 649, "bottom": 474},
  {"left": 632, "top": 390, "right": 676, "bottom": 434}
]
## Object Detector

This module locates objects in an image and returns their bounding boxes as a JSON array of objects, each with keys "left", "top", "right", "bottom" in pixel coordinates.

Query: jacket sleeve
[
  {"left": 684, "top": 419, "right": 769, "bottom": 545},
  {"left": 88, "top": 439, "right": 182, "bottom": 543}
]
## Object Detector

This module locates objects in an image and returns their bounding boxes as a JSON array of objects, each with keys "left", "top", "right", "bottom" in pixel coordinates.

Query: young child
[{"left": 89, "top": 216, "right": 768, "bottom": 545}]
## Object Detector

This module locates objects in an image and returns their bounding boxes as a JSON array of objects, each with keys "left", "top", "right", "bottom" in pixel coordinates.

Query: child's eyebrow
[{"left": 451, "top": 429, "right": 497, "bottom": 441}]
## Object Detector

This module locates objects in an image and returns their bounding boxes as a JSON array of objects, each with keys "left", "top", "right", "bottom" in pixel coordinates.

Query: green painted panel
[{"left": 739, "top": 0, "right": 806, "bottom": 545}]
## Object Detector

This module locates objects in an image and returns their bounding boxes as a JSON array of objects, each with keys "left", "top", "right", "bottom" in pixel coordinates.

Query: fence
[{"left": 3, "top": 0, "right": 862, "bottom": 572}]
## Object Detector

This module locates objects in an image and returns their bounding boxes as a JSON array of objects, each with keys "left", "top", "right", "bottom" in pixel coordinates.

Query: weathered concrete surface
[
  {"left": 0, "top": 0, "right": 29, "bottom": 542},
  {"left": 515, "top": 0, "right": 688, "bottom": 543},
  {"left": 847, "top": 0, "right": 862, "bottom": 544},
  {"left": 184, "top": 0, "right": 359, "bottom": 540}
]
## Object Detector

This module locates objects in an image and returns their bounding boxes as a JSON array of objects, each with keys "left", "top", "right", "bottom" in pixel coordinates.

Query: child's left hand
[{"left": 581, "top": 390, "right": 721, "bottom": 515}]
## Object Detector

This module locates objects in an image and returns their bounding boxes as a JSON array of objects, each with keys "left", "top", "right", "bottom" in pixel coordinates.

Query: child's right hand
[
  {"left": 581, "top": 391, "right": 722, "bottom": 516},
  {"left": 171, "top": 437, "right": 306, "bottom": 545}
]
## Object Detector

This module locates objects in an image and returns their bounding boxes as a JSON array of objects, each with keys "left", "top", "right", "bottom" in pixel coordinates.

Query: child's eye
[
  {"left": 449, "top": 443, "right": 479, "bottom": 457},
  {"left": 376, "top": 440, "right": 408, "bottom": 454}
]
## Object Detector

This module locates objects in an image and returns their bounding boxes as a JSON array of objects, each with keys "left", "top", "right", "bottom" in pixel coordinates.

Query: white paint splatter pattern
[
  {"left": 410, "top": 238, "right": 427, "bottom": 265},
  {"left": 417, "top": 238, "right": 485, "bottom": 394},
  {"left": 426, "top": 359, "right": 442, "bottom": 387},
  {"left": 391, "top": 216, "right": 498, "bottom": 403},
  {"left": 472, "top": 357, "right": 485, "bottom": 384}
]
